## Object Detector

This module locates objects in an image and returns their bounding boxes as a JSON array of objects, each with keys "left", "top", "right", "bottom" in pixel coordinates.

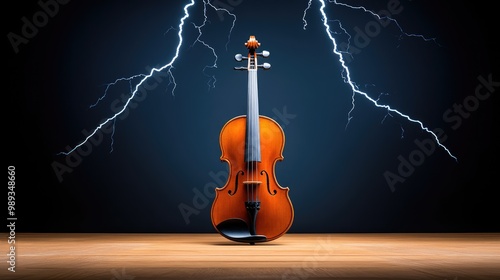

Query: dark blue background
[{"left": 5, "top": 0, "right": 498, "bottom": 233}]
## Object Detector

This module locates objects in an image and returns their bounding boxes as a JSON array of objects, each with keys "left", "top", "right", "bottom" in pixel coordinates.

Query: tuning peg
[
  {"left": 235, "top": 54, "right": 247, "bottom": 61},
  {"left": 258, "top": 63, "right": 271, "bottom": 70},
  {"left": 257, "top": 50, "right": 270, "bottom": 58},
  {"left": 234, "top": 66, "right": 248, "bottom": 71}
]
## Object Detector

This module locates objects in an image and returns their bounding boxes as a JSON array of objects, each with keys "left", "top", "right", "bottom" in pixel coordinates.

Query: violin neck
[{"left": 245, "top": 53, "right": 261, "bottom": 163}]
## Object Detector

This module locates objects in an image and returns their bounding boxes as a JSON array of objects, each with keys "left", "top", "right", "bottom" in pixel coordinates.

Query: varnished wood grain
[
  {"left": 213, "top": 115, "right": 293, "bottom": 241},
  {"left": 1, "top": 233, "right": 499, "bottom": 279}
]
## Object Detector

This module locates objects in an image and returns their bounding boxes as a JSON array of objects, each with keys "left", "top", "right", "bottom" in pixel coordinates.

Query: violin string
[
  {"left": 247, "top": 51, "right": 251, "bottom": 204},
  {"left": 248, "top": 53, "right": 251, "bottom": 203},
  {"left": 254, "top": 56, "right": 258, "bottom": 204},
  {"left": 248, "top": 54, "right": 254, "bottom": 205},
  {"left": 254, "top": 64, "right": 256, "bottom": 204},
  {"left": 254, "top": 52, "right": 258, "bottom": 204},
  {"left": 251, "top": 54, "right": 255, "bottom": 204},
  {"left": 252, "top": 55, "right": 255, "bottom": 204}
]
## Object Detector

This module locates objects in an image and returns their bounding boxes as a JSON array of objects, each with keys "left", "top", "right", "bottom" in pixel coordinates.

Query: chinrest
[{"left": 216, "top": 218, "right": 267, "bottom": 244}]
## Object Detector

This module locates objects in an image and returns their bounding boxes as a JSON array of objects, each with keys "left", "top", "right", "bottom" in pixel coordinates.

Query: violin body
[
  {"left": 211, "top": 115, "right": 294, "bottom": 242},
  {"left": 210, "top": 36, "right": 294, "bottom": 244}
]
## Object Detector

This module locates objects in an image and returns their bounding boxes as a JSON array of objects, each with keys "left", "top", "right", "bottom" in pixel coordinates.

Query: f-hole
[
  {"left": 260, "top": 170, "right": 276, "bottom": 196},
  {"left": 228, "top": 170, "right": 244, "bottom": 196}
]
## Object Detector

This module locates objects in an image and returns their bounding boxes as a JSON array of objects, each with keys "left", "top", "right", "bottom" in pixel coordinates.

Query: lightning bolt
[
  {"left": 193, "top": 0, "right": 237, "bottom": 91},
  {"left": 324, "top": 0, "right": 441, "bottom": 46},
  {"left": 59, "top": 0, "right": 236, "bottom": 156},
  {"left": 61, "top": 0, "right": 456, "bottom": 163},
  {"left": 89, "top": 74, "right": 146, "bottom": 109},
  {"left": 304, "top": 0, "right": 457, "bottom": 161}
]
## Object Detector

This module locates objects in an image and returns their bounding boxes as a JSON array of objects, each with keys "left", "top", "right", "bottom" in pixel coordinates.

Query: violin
[{"left": 210, "top": 36, "right": 294, "bottom": 244}]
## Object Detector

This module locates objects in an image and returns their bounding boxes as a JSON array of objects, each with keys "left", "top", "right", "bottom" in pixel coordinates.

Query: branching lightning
[
  {"left": 303, "top": 0, "right": 457, "bottom": 161},
  {"left": 90, "top": 74, "right": 146, "bottom": 109},
  {"left": 59, "top": 0, "right": 236, "bottom": 156},
  {"left": 60, "top": 0, "right": 456, "bottom": 163},
  {"left": 325, "top": 0, "right": 441, "bottom": 46},
  {"left": 193, "top": 0, "right": 237, "bottom": 90}
]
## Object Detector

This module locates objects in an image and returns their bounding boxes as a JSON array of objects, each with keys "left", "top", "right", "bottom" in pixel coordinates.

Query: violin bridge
[{"left": 242, "top": 181, "right": 262, "bottom": 185}]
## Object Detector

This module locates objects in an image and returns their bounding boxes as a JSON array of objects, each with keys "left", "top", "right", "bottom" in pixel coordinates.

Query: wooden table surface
[{"left": 1, "top": 233, "right": 499, "bottom": 279}]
